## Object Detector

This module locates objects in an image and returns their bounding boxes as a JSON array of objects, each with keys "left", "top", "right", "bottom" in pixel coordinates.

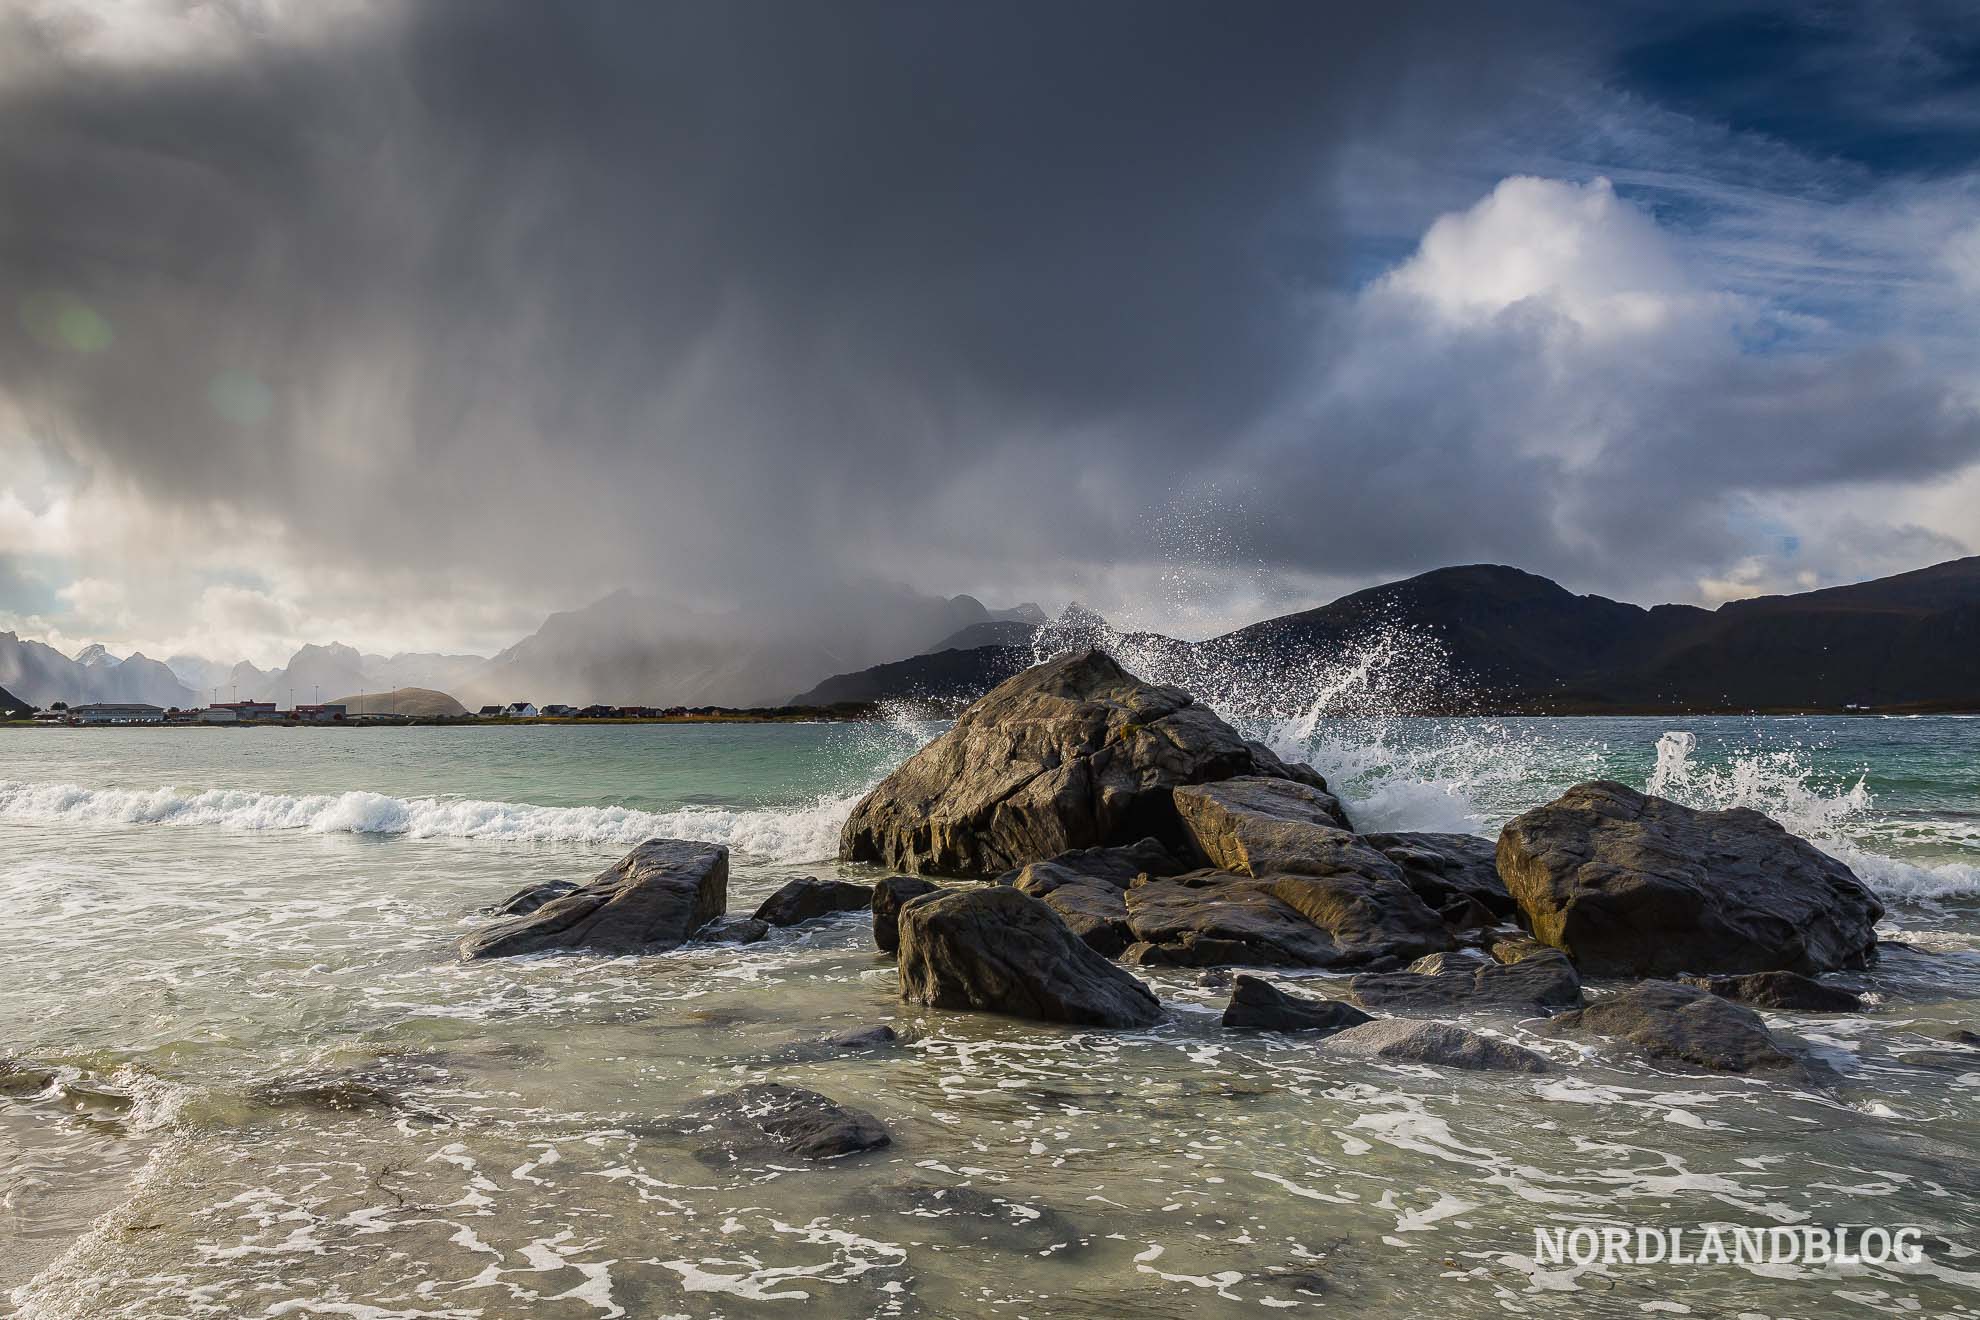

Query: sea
[{"left": 2, "top": 696, "right": 1977, "bottom": 1316}]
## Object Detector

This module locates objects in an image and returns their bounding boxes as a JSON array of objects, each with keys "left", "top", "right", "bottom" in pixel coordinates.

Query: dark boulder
[
  {"left": 486, "top": 879, "right": 579, "bottom": 916},
  {"left": 1498, "top": 782, "right": 1883, "bottom": 976},
  {"left": 1323, "top": 1018, "right": 1549, "bottom": 1073},
  {"left": 1222, "top": 975, "right": 1373, "bottom": 1034},
  {"left": 1680, "top": 970, "right": 1862, "bottom": 1013},
  {"left": 459, "top": 840, "right": 728, "bottom": 960},
  {"left": 1351, "top": 947, "right": 1582, "bottom": 1017},
  {"left": 872, "top": 876, "right": 942, "bottom": 955},
  {"left": 678, "top": 1083, "right": 891, "bottom": 1164},
  {"left": 1123, "top": 873, "right": 1342, "bottom": 967},
  {"left": 822, "top": 1025, "right": 900, "bottom": 1049},
  {"left": 838, "top": 649, "right": 1327, "bottom": 878},
  {"left": 692, "top": 916, "right": 770, "bottom": 945},
  {"left": 895, "top": 885, "right": 1163, "bottom": 1028},
  {"left": 1001, "top": 839, "right": 1186, "bottom": 958},
  {"left": 753, "top": 876, "right": 875, "bottom": 927},
  {"left": 1266, "top": 873, "right": 1454, "bottom": 965},
  {"left": 1361, "top": 831, "right": 1514, "bottom": 918},
  {"left": 1545, "top": 980, "right": 1796, "bottom": 1073}
]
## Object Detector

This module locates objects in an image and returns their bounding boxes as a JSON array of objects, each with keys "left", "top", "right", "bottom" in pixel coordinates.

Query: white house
[{"left": 503, "top": 702, "right": 539, "bottom": 718}]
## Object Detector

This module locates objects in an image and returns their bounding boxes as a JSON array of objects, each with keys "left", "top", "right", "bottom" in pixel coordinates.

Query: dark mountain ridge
[{"left": 794, "top": 557, "right": 1980, "bottom": 713}]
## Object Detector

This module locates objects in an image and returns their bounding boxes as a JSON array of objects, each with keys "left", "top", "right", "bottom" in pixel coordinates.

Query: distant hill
[
  {"left": 795, "top": 557, "right": 1980, "bottom": 714},
  {"left": 330, "top": 687, "right": 469, "bottom": 718},
  {"left": 0, "top": 684, "right": 30, "bottom": 716}
]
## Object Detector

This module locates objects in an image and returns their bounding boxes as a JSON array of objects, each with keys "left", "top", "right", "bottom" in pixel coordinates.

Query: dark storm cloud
[{"left": 0, "top": 0, "right": 1975, "bottom": 629}]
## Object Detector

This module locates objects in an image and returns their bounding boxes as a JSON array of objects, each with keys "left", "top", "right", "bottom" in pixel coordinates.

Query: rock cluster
[{"left": 459, "top": 839, "right": 727, "bottom": 960}]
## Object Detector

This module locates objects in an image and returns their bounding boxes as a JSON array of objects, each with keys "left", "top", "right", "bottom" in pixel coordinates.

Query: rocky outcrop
[
  {"left": 1221, "top": 975, "right": 1372, "bottom": 1034},
  {"left": 1003, "top": 839, "right": 1186, "bottom": 958},
  {"left": 895, "top": 885, "right": 1163, "bottom": 1028},
  {"left": 1680, "top": 970, "right": 1862, "bottom": 1013},
  {"left": 753, "top": 876, "right": 875, "bottom": 927},
  {"left": 678, "top": 1083, "right": 891, "bottom": 1163},
  {"left": 1350, "top": 947, "right": 1582, "bottom": 1017},
  {"left": 1361, "top": 831, "right": 1514, "bottom": 920},
  {"left": 1122, "top": 873, "right": 1342, "bottom": 967},
  {"left": 459, "top": 840, "right": 727, "bottom": 959},
  {"left": 1323, "top": 1018, "right": 1549, "bottom": 1073},
  {"left": 1545, "top": 980, "right": 1796, "bottom": 1072},
  {"left": 1498, "top": 782, "right": 1883, "bottom": 976},
  {"left": 1172, "top": 777, "right": 1354, "bottom": 868},
  {"left": 871, "top": 876, "right": 941, "bottom": 954},
  {"left": 838, "top": 649, "right": 1327, "bottom": 877}
]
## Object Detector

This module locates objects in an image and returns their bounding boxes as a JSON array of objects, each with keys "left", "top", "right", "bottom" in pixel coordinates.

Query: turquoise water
[{"left": 2, "top": 714, "right": 1977, "bottom": 1317}]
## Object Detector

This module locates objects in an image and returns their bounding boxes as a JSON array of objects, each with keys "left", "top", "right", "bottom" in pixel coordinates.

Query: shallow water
[{"left": 3, "top": 716, "right": 1978, "bottom": 1317}]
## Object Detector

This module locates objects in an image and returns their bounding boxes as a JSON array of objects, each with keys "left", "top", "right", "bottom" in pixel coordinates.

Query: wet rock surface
[
  {"left": 838, "top": 649, "right": 1327, "bottom": 877},
  {"left": 1221, "top": 975, "right": 1373, "bottom": 1034},
  {"left": 896, "top": 885, "right": 1164, "bottom": 1027},
  {"left": 871, "top": 876, "right": 942, "bottom": 955},
  {"left": 1361, "top": 831, "right": 1515, "bottom": 919},
  {"left": 752, "top": 876, "right": 875, "bottom": 927},
  {"left": 1545, "top": 980, "right": 1797, "bottom": 1073},
  {"left": 1122, "top": 873, "right": 1342, "bottom": 967},
  {"left": 1681, "top": 970, "right": 1863, "bottom": 1013},
  {"left": 677, "top": 1083, "right": 892, "bottom": 1164},
  {"left": 1351, "top": 947, "right": 1583, "bottom": 1017},
  {"left": 1323, "top": 1018, "right": 1549, "bottom": 1073},
  {"left": 692, "top": 915, "right": 770, "bottom": 944},
  {"left": 1172, "top": 776, "right": 1356, "bottom": 870},
  {"left": 1498, "top": 781, "right": 1883, "bottom": 977},
  {"left": 459, "top": 839, "right": 728, "bottom": 960}
]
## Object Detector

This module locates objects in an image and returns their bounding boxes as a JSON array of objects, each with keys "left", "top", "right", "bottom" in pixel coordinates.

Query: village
[{"left": 11, "top": 698, "right": 872, "bottom": 726}]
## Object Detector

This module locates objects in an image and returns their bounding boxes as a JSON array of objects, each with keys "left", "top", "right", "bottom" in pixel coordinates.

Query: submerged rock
[
  {"left": 693, "top": 915, "right": 770, "bottom": 944},
  {"left": 838, "top": 649, "right": 1326, "bottom": 878},
  {"left": 1221, "top": 975, "right": 1373, "bottom": 1034},
  {"left": 1351, "top": 947, "right": 1582, "bottom": 1017},
  {"left": 1545, "top": 980, "right": 1796, "bottom": 1073},
  {"left": 1681, "top": 970, "right": 1863, "bottom": 1013},
  {"left": 1323, "top": 1018, "right": 1549, "bottom": 1073},
  {"left": 459, "top": 839, "right": 728, "bottom": 960},
  {"left": 871, "top": 876, "right": 942, "bottom": 955},
  {"left": 873, "top": 1180, "right": 1086, "bottom": 1254},
  {"left": 753, "top": 876, "right": 875, "bottom": 927},
  {"left": 822, "top": 1025, "right": 900, "bottom": 1050},
  {"left": 1498, "top": 782, "right": 1883, "bottom": 976},
  {"left": 486, "top": 879, "right": 579, "bottom": 916},
  {"left": 896, "top": 885, "right": 1163, "bottom": 1028},
  {"left": 0, "top": 1058, "right": 56, "bottom": 1097},
  {"left": 678, "top": 1083, "right": 891, "bottom": 1163}
]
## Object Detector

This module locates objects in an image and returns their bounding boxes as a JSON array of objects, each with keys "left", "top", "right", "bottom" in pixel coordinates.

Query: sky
[{"left": 2, "top": 0, "right": 1977, "bottom": 664}]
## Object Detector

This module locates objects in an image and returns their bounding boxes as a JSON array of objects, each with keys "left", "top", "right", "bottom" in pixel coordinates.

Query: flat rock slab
[
  {"left": 678, "top": 1083, "right": 891, "bottom": 1164},
  {"left": 838, "top": 649, "right": 1327, "bottom": 877},
  {"left": 896, "top": 885, "right": 1164, "bottom": 1028},
  {"left": 1173, "top": 777, "right": 1356, "bottom": 872},
  {"left": 1266, "top": 872, "right": 1453, "bottom": 965},
  {"left": 1545, "top": 980, "right": 1796, "bottom": 1073},
  {"left": 872, "top": 876, "right": 942, "bottom": 955},
  {"left": 459, "top": 839, "right": 728, "bottom": 959},
  {"left": 1124, "top": 873, "right": 1342, "bottom": 968},
  {"left": 1323, "top": 1018, "right": 1549, "bottom": 1073},
  {"left": 753, "top": 876, "right": 875, "bottom": 927},
  {"left": 1351, "top": 948, "right": 1582, "bottom": 1017},
  {"left": 1681, "top": 970, "right": 1862, "bottom": 1013},
  {"left": 1361, "top": 831, "right": 1515, "bottom": 919},
  {"left": 1498, "top": 781, "right": 1883, "bottom": 977},
  {"left": 1222, "top": 975, "right": 1373, "bottom": 1035}
]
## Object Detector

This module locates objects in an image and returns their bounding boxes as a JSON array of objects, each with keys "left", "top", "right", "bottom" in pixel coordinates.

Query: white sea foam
[{"left": 0, "top": 779, "right": 854, "bottom": 864}]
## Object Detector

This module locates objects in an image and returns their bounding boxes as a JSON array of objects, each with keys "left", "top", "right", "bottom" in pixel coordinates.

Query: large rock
[
  {"left": 1171, "top": 777, "right": 1361, "bottom": 874},
  {"left": 677, "top": 1083, "right": 891, "bottom": 1164},
  {"left": 895, "top": 885, "right": 1163, "bottom": 1028},
  {"left": 1497, "top": 781, "right": 1884, "bottom": 976},
  {"left": 753, "top": 876, "right": 875, "bottom": 927},
  {"left": 1323, "top": 1018, "right": 1549, "bottom": 1073},
  {"left": 838, "top": 649, "right": 1327, "bottom": 877},
  {"left": 1350, "top": 948, "right": 1582, "bottom": 1017},
  {"left": 1545, "top": 980, "right": 1795, "bottom": 1073},
  {"left": 1003, "top": 839, "right": 1187, "bottom": 958},
  {"left": 1680, "top": 970, "right": 1862, "bottom": 1013},
  {"left": 459, "top": 840, "right": 727, "bottom": 959},
  {"left": 1361, "top": 831, "right": 1514, "bottom": 919},
  {"left": 1122, "top": 873, "right": 1342, "bottom": 967},
  {"left": 1222, "top": 975, "right": 1372, "bottom": 1034},
  {"left": 872, "top": 876, "right": 941, "bottom": 955}
]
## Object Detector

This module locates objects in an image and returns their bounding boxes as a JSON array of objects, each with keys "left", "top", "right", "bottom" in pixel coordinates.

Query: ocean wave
[{"left": 0, "top": 780, "right": 854, "bottom": 864}]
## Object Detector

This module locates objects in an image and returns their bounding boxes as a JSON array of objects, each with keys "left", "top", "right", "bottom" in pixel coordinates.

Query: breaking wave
[{"left": 0, "top": 780, "right": 854, "bottom": 864}]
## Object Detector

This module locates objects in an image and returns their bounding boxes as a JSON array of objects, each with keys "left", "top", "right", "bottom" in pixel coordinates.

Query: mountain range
[{"left": 795, "top": 557, "right": 1980, "bottom": 714}]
